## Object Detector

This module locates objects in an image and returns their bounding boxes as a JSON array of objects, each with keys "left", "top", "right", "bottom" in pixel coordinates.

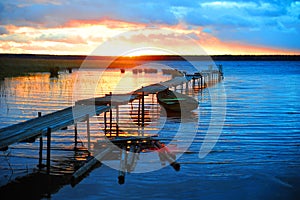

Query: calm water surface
[{"left": 0, "top": 61, "right": 300, "bottom": 199}]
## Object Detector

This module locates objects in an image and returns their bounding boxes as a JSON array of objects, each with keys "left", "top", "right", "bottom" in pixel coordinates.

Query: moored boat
[{"left": 157, "top": 89, "right": 198, "bottom": 112}]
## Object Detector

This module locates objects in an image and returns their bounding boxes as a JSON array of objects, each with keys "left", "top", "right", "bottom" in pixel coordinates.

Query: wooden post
[
  {"left": 74, "top": 123, "right": 78, "bottom": 148},
  {"left": 104, "top": 111, "right": 107, "bottom": 135},
  {"left": 67, "top": 67, "right": 72, "bottom": 73},
  {"left": 141, "top": 91, "right": 145, "bottom": 137},
  {"left": 46, "top": 127, "right": 51, "bottom": 175},
  {"left": 109, "top": 92, "right": 112, "bottom": 136},
  {"left": 137, "top": 98, "right": 141, "bottom": 126},
  {"left": 180, "top": 83, "right": 183, "bottom": 93},
  {"left": 116, "top": 105, "right": 119, "bottom": 136},
  {"left": 185, "top": 82, "right": 188, "bottom": 93},
  {"left": 126, "top": 145, "right": 135, "bottom": 172},
  {"left": 126, "top": 145, "right": 140, "bottom": 172},
  {"left": 38, "top": 112, "right": 43, "bottom": 169},
  {"left": 109, "top": 107, "right": 112, "bottom": 135},
  {"left": 86, "top": 114, "right": 90, "bottom": 152},
  {"left": 200, "top": 75, "right": 203, "bottom": 88},
  {"left": 118, "top": 147, "right": 126, "bottom": 184},
  {"left": 38, "top": 137, "right": 43, "bottom": 169},
  {"left": 141, "top": 91, "right": 145, "bottom": 127},
  {"left": 152, "top": 93, "right": 154, "bottom": 103}
]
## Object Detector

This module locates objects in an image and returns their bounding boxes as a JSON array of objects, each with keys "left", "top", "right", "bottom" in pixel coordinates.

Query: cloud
[
  {"left": 0, "top": 0, "right": 299, "bottom": 54},
  {"left": 0, "top": 26, "right": 9, "bottom": 35},
  {"left": 0, "top": 25, "right": 88, "bottom": 45},
  {"left": 184, "top": 1, "right": 287, "bottom": 27},
  {"left": 89, "top": 27, "right": 299, "bottom": 55},
  {"left": 1, "top": 1, "right": 298, "bottom": 34},
  {"left": 1, "top": 0, "right": 298, "bottom": 30},
  {"left": 178, "top": 0, "right": 300, "bottom": 50},
  {"left": 37, "top": 33, "right": 86, "bottom": 44},
  {"left": 0, "top": 33, "right": 31, "bottom": 43},
  {"left": 0, "top": 0, "right": 179, "bottom": 28}
]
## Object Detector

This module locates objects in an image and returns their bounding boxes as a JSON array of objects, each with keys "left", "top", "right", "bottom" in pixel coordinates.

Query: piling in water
[{"left": 49, "top": 67, "right": 59, "bottom": 78}]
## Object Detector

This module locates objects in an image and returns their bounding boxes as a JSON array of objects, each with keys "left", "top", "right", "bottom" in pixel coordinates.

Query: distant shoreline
[
  {"left": 1, "top": 53, "right": 300, "bottom": 61},
  {"left": 1, "top": 53, "right": 300, "bottom": 79}
]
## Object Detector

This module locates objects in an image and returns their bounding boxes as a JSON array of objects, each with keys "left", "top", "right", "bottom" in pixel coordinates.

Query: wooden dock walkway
[
  {"left": 0, "top": 71, "right": 221, "bottom": 150},
  {"left": 0, "top": 105, "right": 109, "bottom": 150},
  {"left": 0, "top": 69, "right": 222, "bottom": 178},
  {"left": 76, "top": 76, "right": 200, "bottom": 106}
]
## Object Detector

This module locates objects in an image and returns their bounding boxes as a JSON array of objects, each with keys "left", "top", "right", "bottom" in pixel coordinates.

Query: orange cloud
[
  {"left": 64, "top": 19, "right": 147, "bottom": 29},
  {"left": 1, "top": 19, "right": 299, "bottom": 55},
  {"left": 199, "top": 36, "right": 300, "bottom": 55}
]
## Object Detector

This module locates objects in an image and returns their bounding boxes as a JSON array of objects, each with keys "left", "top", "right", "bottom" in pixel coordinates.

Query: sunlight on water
[
  {"left": 0, "top": 67, "right": 173, "bottom": 186},
  {"left": 0, "top": 69, "right": 170, "bottom": 128},
  {"left": 1, "top": 61, "right": 300, "bottom": 199}
]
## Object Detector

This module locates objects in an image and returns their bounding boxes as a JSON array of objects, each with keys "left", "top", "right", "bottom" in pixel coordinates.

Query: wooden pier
[
  {"left": 0, "top": 105, "right": 110, "bottom": 150},
  {"left": 0, "top": 68, "right": 223, "bottom": 184}
]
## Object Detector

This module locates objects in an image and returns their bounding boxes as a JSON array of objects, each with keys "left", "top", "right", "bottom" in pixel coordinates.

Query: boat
[
  {"left": 157, "top": 89, "right": 198, "bottom": 112},
  {"left": 120, "top": 69, "right": 125, "bottom": 73}
]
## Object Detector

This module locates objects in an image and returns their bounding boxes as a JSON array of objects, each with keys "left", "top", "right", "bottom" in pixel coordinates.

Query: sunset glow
[{"left": 0, "top": 0, "right": 300, "bottom": 55}]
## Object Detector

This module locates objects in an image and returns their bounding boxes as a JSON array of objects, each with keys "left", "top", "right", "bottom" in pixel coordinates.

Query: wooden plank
[
  {"left": 0, "top": 106, "right": 84, "bottom": 141},
  {"left": 76, "top": 94, "right": 138, "bottom": 106},
  {"left": 0, "top": 107, "right": 74, "bottom": 137},
  {"left": 133, "top": 84, "right": 168, "bottom": 95},
  {"left": 76, "top": 74, "right": 199, "bottom": 108},
  {"left": 0, "top": 105, "right": 109, "bottom": 149}
]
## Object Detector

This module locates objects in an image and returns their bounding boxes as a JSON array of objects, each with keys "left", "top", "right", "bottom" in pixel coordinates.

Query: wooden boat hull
[{"left": 157, "top": 90, "right": 198, "bottom": 112}]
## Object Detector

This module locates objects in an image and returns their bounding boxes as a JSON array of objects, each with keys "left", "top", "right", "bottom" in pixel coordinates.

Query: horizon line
[{"left": 1, "top": 53, "right": 300, "bottom": 57}]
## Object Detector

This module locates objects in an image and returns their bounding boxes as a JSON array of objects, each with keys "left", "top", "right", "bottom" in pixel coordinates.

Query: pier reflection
[{"left": 0, "top": 65, "right": 221, "bottom": 198}]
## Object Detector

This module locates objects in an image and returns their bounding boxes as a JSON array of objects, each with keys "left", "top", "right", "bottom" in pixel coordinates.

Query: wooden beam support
[
  {"left": 141, "top": 91, "right": 145, "bottom": 127},
  {"left": 116, "top": 105, "right": 119, "bottom": 137},
  {"left": 38, "top": 112, "right": 44, "bottom": 169},
  {"left": 104, "top": 111, "right": 107, "bottom": 135},
  {"left": 74, "top": 123, "right": 78, "bottom": 148},
  {"left": 86, "top": 114, "right": 91, "bottom": 152},
  {"left": 46, "top": 127, "right": 51, "bottom": 175}
]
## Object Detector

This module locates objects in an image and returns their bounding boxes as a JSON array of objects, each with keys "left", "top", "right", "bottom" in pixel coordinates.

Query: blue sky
[{"left": 0, "top": 0, "right": 299, "bottom": 55}]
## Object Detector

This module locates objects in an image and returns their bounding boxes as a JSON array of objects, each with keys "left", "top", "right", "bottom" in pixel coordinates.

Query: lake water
[{"left": 0, "top": 61, "right": 300, "bottom": 199}]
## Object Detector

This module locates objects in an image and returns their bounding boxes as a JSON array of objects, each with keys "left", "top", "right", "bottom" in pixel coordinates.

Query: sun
[{"left": 125, "top": 48, "right": 172, "bottom": 57}]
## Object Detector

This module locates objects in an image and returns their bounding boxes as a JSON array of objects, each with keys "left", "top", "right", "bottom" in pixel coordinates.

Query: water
[{"left": 1, "top": 61, "right": 300, "bottom": 199}]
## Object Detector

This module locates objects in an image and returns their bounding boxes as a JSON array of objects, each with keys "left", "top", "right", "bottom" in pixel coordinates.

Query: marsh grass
[
  {"left": 0, "top": 55, "right": 140, "bottom": 79},
  {"left": 0, "top": 57, "right": 83, "bottom": 79},
  {"left": 2, "top": 54, "right": 299, "bottom": 79}
]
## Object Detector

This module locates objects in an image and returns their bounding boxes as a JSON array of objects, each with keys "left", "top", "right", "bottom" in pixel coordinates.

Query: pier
[{"left": 0, "top": 68, "right": 223, "bottom": 188}]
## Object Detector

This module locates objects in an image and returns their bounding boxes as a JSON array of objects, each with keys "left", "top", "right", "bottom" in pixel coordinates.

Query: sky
[{"left": 0, "top": 0, "right": 299, "bottom": 55}]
